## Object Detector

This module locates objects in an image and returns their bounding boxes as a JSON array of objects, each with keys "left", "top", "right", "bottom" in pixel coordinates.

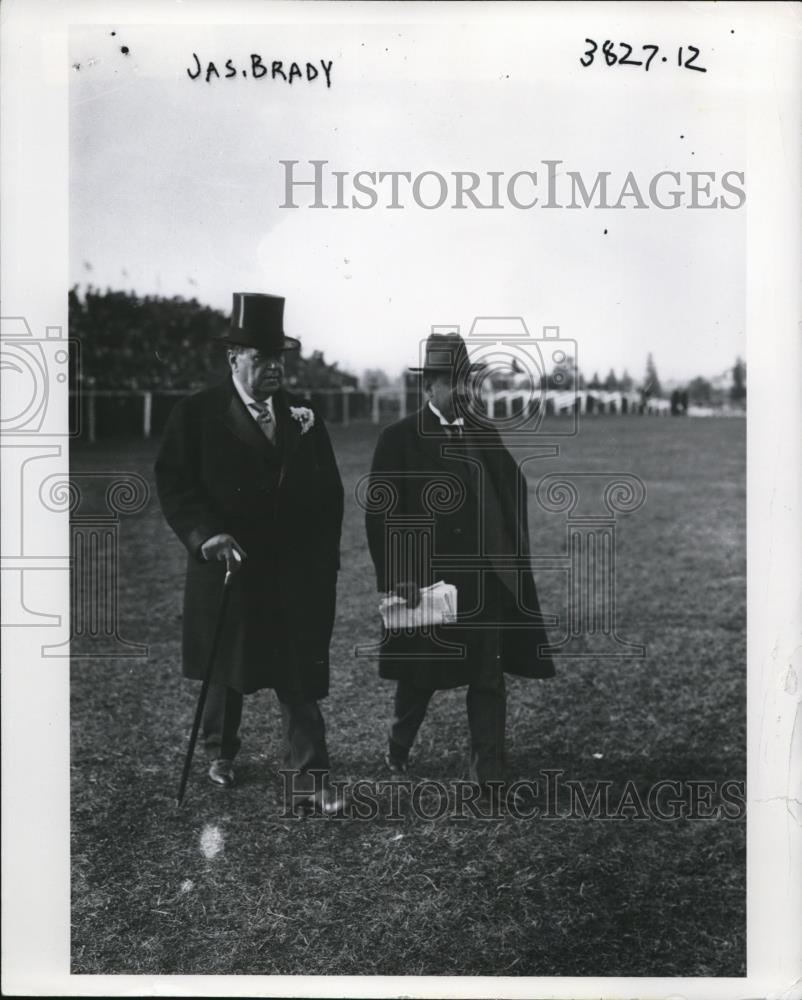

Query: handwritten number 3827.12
[{"left": 581, "top": 40, "right": 707, "bottom": 72}]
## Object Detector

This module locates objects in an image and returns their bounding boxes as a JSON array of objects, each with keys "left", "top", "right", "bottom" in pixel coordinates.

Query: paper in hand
[{"left": 379, "top": 581, "right": 457, "bottom": 630}]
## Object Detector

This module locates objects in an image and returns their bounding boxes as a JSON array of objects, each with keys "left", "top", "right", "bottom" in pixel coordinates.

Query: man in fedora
[
  {"left": 155, "top": 292, "right": 344, "bottom": 812},
  {"left": 364, "top": 327, "right": 555, "bottom": 805}
]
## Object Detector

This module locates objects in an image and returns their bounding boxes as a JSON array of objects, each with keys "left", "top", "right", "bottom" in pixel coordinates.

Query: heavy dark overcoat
[
  {"left": 365, "top": 404, "right": 555, "bottom": 690},
  {"left": 154, "top": 378, "right": 343, "bottom": 698}
]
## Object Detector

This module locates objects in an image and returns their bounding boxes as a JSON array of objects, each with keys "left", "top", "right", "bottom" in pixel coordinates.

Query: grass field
[{"left": 70, "top": 415, "right": 745, "bottom": 977}]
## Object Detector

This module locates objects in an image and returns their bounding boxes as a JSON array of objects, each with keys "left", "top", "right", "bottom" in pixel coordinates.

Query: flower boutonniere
[{"left": 289, "top": 406, "right": 315, "bottom": 435}]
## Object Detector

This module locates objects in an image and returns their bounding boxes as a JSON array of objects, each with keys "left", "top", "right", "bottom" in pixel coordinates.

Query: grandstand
[
  {"left": 70, "top": 287, "right": 368, "bottom": 439},
  {"left": 69, "top": 288, "right": 743, "bottom": 441}
]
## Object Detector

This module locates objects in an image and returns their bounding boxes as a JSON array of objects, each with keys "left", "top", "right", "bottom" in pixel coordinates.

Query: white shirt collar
[
  {"left": 428, "top": 401, "right": 464, "bottom": 427},
  {"left": 232, "top": 375, "right": 275, "bottom": 419}
]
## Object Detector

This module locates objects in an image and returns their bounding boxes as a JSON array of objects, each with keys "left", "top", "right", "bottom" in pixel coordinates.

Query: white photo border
[{"left": 2, "top": 0, "right": 800, "bottom": 996}]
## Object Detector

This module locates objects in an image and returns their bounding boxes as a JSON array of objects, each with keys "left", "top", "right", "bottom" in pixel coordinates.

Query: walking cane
[{"left": 175, "top": 561, "right": 237, "bottom": 807}]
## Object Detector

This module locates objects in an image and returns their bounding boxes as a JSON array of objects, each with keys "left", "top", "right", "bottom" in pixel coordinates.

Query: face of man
[
  {"left": 228, "top": 347, "right": 285, "bottom": 400},
  {"left": 426, "top": 372, "right": 457, "bottom": 422}
]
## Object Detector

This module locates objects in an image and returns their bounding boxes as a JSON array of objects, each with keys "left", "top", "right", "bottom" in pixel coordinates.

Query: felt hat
[{"left": 408, "top": 329, "right": 471, "bottom": 376}]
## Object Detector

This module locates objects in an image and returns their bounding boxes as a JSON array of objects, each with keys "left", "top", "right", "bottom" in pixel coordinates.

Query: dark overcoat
[
  {"left": 154, "top": 378, "right": 343, "bottom": 698},
  {"left": 365, "top": 404, "right": 555, "bottom": 690}
]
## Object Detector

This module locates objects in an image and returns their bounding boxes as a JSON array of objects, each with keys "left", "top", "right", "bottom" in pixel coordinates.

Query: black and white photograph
[{"left": 2, "top": 1, "right": 800, "bottom": 996}]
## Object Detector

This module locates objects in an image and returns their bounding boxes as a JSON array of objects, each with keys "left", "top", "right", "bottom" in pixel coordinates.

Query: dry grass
[{"left": 71, "top": 415, "right": 745, "bottom": 976}]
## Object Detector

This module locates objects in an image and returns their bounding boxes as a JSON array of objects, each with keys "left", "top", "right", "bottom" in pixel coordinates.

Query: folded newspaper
[{"left": 379, "top": 580, "right": 458, "bottom": 629}]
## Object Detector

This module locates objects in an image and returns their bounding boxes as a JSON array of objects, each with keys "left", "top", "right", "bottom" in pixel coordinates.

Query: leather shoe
[
  {"left": 318, "top": 788, "right": 347, "bottom": 816},
  {"left": 384, "top": 751, "right": 409, "bottom": 776},
  {"left": 294, "top": 787, "right": 346, "bottom": 816},
  {"left": 208, "top": 758, "right": 235, "bottom": 787},
  {"left": 385, "top": 739, "right": 410, "bottom": 776}
]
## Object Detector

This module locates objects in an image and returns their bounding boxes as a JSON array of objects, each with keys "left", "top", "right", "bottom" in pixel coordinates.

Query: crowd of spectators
[
  {"left": 68, "top": 288, "right": 743, "bottom": 436},
  {"left": 69, "top": 287, "right": 358, "bottom": 392}
]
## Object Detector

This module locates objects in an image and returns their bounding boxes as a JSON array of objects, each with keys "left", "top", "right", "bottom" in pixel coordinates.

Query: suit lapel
[
  {"left": 273, "top": 390, "right": 302, "bottom": 474},
  {"left": 221, "top": 377, "right": 279, "bottom": 461}
]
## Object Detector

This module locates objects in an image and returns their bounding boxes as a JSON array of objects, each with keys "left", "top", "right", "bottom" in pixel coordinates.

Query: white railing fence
[{"left": 70, "top": 385, "right": 739, "bottom": 443}]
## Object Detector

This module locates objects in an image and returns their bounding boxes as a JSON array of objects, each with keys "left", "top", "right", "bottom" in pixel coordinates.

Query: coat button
[{"left": 453, "top": 527, "right": 463, "bottom": 535}]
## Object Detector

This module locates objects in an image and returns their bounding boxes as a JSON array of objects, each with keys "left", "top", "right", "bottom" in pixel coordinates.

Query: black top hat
[
  {"left": 217, "top": 293, "right": 301, "bottom": 352},
  {"left": 408, "top": 329, "right": 471, "bottom": 376}
]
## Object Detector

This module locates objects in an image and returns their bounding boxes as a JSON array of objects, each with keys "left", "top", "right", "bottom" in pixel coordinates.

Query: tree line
[{"left": 69, "top": 287, "right": 744, "bottom": 406}]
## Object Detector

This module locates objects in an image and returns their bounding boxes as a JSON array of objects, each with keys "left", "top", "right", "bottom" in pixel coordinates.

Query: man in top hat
[
  {"left": 364, "top": 328, "right": 555, "bottom": 804},
  {"left": 155, "top": 293, "right": 344, "bottom": 811}
]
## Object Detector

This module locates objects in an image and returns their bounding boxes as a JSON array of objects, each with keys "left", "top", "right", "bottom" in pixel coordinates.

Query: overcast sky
[{"left": 69, "top": 10, "right": 746, "bottom": 383}]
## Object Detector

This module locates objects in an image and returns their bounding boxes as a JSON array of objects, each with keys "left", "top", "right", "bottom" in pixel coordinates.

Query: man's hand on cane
[{"left": 201, "top": 534, "right": 247, "bottom": 576}]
